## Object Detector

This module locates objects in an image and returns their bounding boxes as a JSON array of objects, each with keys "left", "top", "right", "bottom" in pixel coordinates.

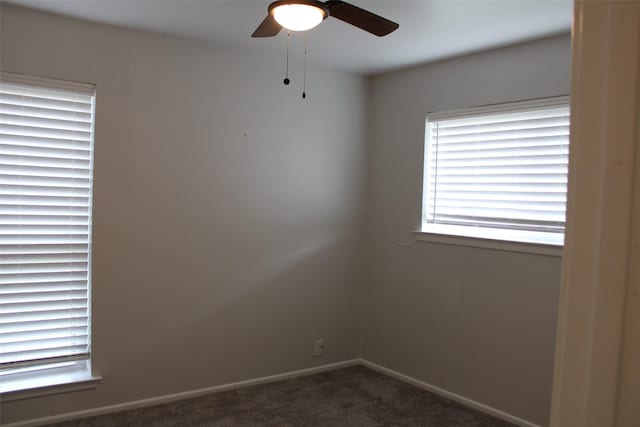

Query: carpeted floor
[{"left": 48, "top": 365, "right": 516, "bottom": 426}]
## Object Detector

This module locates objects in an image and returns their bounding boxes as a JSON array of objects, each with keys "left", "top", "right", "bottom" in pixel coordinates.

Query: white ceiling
[{"left": 6, "top": 0, "right": 573, "bottom": 75}]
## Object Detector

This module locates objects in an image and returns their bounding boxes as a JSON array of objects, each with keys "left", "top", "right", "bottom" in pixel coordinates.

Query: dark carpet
[{"left": 48, "top": 365, "right": 516, "bottom": 426}]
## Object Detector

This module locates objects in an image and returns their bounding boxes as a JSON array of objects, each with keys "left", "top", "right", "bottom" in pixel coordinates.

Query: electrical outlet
[{"left": 313, "top": 339, "right": 324, "bottom": 357}]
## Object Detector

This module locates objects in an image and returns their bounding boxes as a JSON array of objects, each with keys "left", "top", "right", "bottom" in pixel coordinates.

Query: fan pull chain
[
  {"left": 284, "top": 31, "right": 291, "bottom": 85},
  {"left": 302, "top": 35, "right": 308, "bottom": 99}
]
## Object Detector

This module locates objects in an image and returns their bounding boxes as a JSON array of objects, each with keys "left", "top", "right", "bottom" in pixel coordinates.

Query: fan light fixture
[
  {"left": 253, "top": 0, "right": 399, "bottom": 99},
  {"left": 270, "top": 1, "right": 328, "bottom": 32}
]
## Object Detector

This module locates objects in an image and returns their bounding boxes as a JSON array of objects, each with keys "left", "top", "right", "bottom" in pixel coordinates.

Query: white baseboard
[
  {"left": 3, "top": 359, "right": 359, "bottom": 427},
  {"left": 359, "top": 359, "right": 542, "bottom": 427},
  {"left": 4, "top": 358, "right": 542, "bottom": 427}
]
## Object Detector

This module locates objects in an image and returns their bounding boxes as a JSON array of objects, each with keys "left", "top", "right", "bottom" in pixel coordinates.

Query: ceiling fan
[{"left": 252, "top": 0, "right": 399, "bottom": 37}]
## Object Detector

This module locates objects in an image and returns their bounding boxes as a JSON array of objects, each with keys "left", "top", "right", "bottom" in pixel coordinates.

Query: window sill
[
  {"left": 0, "top": 362, "right": 101, "bottom": 402},
  {"left": 413, "top": 231, "right": 563, "bottom": 257}
]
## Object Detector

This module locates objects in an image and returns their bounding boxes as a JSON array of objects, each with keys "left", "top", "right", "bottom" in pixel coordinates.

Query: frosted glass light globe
[{"left": 272, "top": 4, "right": 326, "bottom": 31}]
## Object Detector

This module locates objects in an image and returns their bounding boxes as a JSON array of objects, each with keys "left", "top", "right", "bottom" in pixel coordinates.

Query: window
[
  {"left": 422, "top": 97, "right": 570, "bottom": 247},
  {"left": 0, "top": 73, "right": 97, "bottom": 394}
]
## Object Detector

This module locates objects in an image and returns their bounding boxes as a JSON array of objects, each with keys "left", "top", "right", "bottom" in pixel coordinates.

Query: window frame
[
  {"left": 0, "top": 72, "right": 101, "bottom": 398},
  {"left": 418, "top": 96, "right": 570, "bottom": 256}
]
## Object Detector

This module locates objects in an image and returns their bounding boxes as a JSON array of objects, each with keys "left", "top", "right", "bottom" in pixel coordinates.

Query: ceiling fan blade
[
  {"left": 252, "top": 14, "right": 282, "bottom": 37},
  {"left": 325, "top": 0, "right": 398, "bottom": 37}
]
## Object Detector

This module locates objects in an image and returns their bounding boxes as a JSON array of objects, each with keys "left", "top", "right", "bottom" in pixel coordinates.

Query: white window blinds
[
  {"left": 0, "top": 74, "right": 95, "bottom": 370},
  {"left": 423, "top": 98, "right": 570, "bottom": 245}
]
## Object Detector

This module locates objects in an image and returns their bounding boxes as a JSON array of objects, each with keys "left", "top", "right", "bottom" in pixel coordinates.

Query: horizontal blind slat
[
  {"left": 429, "top": 165, "right": 568, "bottom": 175},
  {"left": 0, "top": 262, "right": 88, "bottom": 274},
  {"left": 0, "top": 93, "right": 92, "bottom": 113},
  {"left": 427, "top": 190, "right": 566, "bottom": 201},
  {"left": 433, "top": 183, "right": 567, "bottom": 192},
  {"left": 431, "top": 176, "right": 567, "bottom": 185},
  {"left": 1, "top": 194, "right": 89, "bottom": 205},
  {"left": 0, "top": 253, "right": 88, "bottom": 265},
  {"left": 0, "top": 206, "right": 90, "bottom": 216},
  {"left": 0, "top": 317, "right": 88, "bottom": 334},
  {"left": 434, "top": 136, "right": 569, "bottom": 152},
  {"left": 0, "top": 80, "right": 93, "bottom": 100},
  {"left": 0, "top": 124, "right": 91, "bottom": 141},
  {"left": 0, "top": 244, "right": 89, "bottom": 256},
  {"left": 430, "top": 155, "right": 569, "bottom": 168},
  {"left": 1, "top": 292, "right": 87, "bottom": 305},
  {"left": 433, "top": 107, "right": 568, "bottom": 128},
  {"left": 2, "top": 335, "right": 88, "bottom": 354},
  {"left": 434, "top": 128, "right": 569, "bottom": 145},
  {"left": 0, "top": 217, "right": 90, "bottom": 227},
  {"left": 0, "top": 144, "right": 92, "bottom": 160},
  {"left": 0, "top": 299, "right": 88, "bottom": 316},
  {"left": 0, "top": 185, "right": 90, "bottom": 198},
  {"left": 0, "top": 103, "right": 92, "bottom": 122},
  {"left": 1, "top": 327, "right": 88, "bottom": 345},
  {"left": 428, "top": 216, "right": 565, "bottom": 232},
  {"left": 0, "top": 153, "right": 91, "bottom": 169},
  {"left": 0, "top": 226, "right": 89, "bottom": 236},
  {"left": 434, "top": 145, "right": 568, "bottom": 161},
  {"left": 0, "top": 348, "right": 89, "bottom": 366},
  {"left": 1, "top": 166, "right": 91, "bottom": 180},
  {"left": 435, "top": 116, "right": 569, "bottom": 136},
  {"left": 434, "top": 199, "right": 566, "bottom": 210},
  {"left": 431, "top": 206, "right": 565, "bottom": 220},
  {"left": 0, "top": 282, "right": 87, "bottom": 295},
  {"left": 0, "top": 272, "right": 88, "bottom": 285},
  {"left": 1, "top": 134, "right": 92, "bottom": 151},
  {"left": 0, "top": 307, "right": 88, "bottom": 324},
  {"left": 0, "top": 113, "right": 93, "bottom": 132}
]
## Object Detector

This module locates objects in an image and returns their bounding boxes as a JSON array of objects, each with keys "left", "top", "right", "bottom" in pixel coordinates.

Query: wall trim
[
  {"left": 4, "top": 359, "right": 540, "bottom": 427},
  {"left": 359, "top": 359, "right": 542, "bottom": 427},
  {"left": 550, "top": 1, "right": 640, "bottom": 425},
  {"left": 3, "top": 359, "right": 359, "bottom": 427}
]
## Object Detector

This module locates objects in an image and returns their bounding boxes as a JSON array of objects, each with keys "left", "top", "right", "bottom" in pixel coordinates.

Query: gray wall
[
  {"left": 0, "top": 5, "right": 367, "bottom": 424},
  {"left": 362, "top": 35, "right": 571, "bottom": 426}
]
